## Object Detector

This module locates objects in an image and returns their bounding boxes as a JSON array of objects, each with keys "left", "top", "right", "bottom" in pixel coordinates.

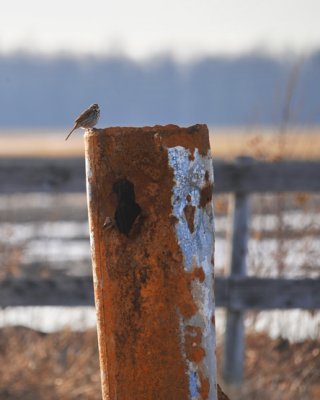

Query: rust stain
[
  {"left": 85, "top": 124, "right": 212, "bottom": 399},
  {"left": 191, "top": 266, "right": 206, "bottom": 283},
  {"left": 188, "top": 149, "right": 195, "bottom": 161},
  {"left": 175, "top": 270, "right": 198, "bottom": 320},
  {"left": 199, "top": 372, "right": 210, "bottom": 399},
  {"left": 184, "top": 204, "right": 196, "bottom": 233},
  {"left": 158, "top": 124, "right": 210, "bottom": 156},
  {"left": 185, "top": 325, "right": 206, "bottom": 363},
  {"left": 199, "top": 183, "right": 213, "bottom": 208},
  {"left": 169, "top": 214, "right": 179, "bottom": 226}
]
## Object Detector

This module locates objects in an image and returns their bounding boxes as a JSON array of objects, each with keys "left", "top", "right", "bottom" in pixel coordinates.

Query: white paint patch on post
[{"left": 168, "top": 146, "right": 217, "bottom": 400}]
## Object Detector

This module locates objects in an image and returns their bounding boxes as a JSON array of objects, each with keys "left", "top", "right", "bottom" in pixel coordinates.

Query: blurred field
[
  {"left": 0, "top": 131, "right": 85, "bottom": 158},
  {"left": 0, "top": 127, "right": 319, "bottom": 159},
  {"left": 0, "top": 327, "right": 318, "bottom": 400},
  {"left": 0, "top": 126, "right": 319, "bottom": 400},
  {"left": 210, "top": 127, "right": 320, "bottom": 161}
]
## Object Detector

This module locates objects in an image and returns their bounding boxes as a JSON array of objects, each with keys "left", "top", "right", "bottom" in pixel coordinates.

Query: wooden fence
[{"left": 1, "top": 157, "right": 320, "bottom": 384}]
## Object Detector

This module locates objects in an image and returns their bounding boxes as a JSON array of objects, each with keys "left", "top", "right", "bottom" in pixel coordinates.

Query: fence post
[
  {"left": 84, "top": 125, "right": 217, "bottom": 399},
  {"left": 222, "top": 156, "right": 252, "bottom": 384}
]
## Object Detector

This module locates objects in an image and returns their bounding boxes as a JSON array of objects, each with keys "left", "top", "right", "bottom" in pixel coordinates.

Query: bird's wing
[{"left": 75, "top": 106, "right": 93, "bottom": 123}]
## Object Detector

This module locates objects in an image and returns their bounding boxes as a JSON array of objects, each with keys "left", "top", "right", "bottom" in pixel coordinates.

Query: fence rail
[
  {"left": 1, "top": 276, "right": 319, "bottom": 309},
  {"left": 1, "top": 157, "right": 320, "bottom": 193}
]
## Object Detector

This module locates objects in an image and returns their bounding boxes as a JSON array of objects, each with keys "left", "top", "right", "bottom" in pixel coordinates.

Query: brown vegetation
[
  {"left": 0, "top": 327, "right": 318, "bottom": 400},
  {"left": 210, "top": 128, "right": 320, "bottom": 161},
  {"left": 217, "top": 333, "right": 320, "bottom": 400},
  {"left": 0, "top": 128, "right": 319, "bottom": 160}
]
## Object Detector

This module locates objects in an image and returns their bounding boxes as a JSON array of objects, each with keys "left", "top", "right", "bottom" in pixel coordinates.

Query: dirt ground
[{"left": 0, "top": 327, "right": 318, "bottom": 400}]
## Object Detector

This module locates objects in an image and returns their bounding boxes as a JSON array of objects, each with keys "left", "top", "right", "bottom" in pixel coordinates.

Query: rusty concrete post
[{"left": 85, "top": 124, "right": 217, "bottom": 400}]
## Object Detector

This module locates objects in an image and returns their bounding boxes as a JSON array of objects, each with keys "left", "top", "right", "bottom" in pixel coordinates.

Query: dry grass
[
  {"left": 0, "top": 127, "right": 319, "bottom": 159},
  {"left": 217, "top": 333, "right": 320, "bottom": 400},
  {"left": 210, "top": 127, "right": 320, "bottom": 161},
  {"left": 0, "top": 327, "right": 318, "bottom": 400},
  {"left": 0, "top": 327, "right": 100, "bottom": 400},
  {"left": 0, "top": 132, "right": 85, "bottom": 158}
]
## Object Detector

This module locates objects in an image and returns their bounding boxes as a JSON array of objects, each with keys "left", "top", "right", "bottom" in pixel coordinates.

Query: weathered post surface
[
  {"left": 222, "top": 157, "right": 252, "bottom": 385},
  {"left": 85, "top": 125, "right": 217, "bottom": 400}
]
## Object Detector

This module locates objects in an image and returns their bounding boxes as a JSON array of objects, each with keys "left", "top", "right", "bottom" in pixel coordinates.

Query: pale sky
[{"left": 1, "top": 0, "right": 319, "bottom": 59}]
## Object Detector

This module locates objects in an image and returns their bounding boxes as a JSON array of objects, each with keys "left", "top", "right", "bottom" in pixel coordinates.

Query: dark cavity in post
[{"left": 113, "top": 179, "right": 142, "bottom": 236}]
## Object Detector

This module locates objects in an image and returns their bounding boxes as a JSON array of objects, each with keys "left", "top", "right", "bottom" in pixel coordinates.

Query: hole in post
[{"left": 113, "top": 179, "right": 142, "bottom": 236}]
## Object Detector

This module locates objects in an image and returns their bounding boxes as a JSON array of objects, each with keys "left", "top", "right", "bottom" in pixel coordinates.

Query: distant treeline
[{"left": 0, "top": 51, "right": 319, "bottom": 128}]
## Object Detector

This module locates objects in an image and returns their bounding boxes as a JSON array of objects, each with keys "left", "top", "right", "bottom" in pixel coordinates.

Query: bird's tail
[{"left": 65, "top": 124, "right": 77, "bottom": 141}]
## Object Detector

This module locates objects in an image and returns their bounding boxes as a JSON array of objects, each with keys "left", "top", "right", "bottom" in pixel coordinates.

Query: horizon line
[{"left": 0, "top": 46, "right": 318, "bottom": 63}]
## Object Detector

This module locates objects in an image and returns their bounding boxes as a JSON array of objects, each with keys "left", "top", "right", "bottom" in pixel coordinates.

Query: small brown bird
[{"left": 65, "top": 103, "right": 100, "bottom": 141}]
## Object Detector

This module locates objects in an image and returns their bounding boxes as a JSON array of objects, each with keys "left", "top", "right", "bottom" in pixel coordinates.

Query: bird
[{"left": 65, "top": 103, "right": 100, "bottom": 141}]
